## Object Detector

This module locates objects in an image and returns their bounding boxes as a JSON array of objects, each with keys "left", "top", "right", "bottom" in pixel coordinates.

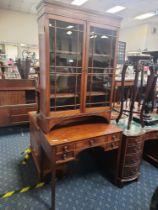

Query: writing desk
[{"left": 29, "top": 112, "right": 122, "bottom": 210}]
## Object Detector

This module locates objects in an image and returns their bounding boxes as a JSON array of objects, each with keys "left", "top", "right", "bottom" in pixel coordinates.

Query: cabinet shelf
[
  {"left": 50, "top": 91, "right": 109, "bottom": 99},
  {"left": 50, "top": 93, "right": 77, "bottom": 98},
  {"left": 51, "top": 104, "right": 80, "bottom": 109},
  {"left": 50, "top": 72, "right": 81, "bottom": 76},
  {"left": 50, "top": 50, "right": 80, "bottom": 55},
  {"left": 89, "top": 53, "right": 111, "bottom": 57},
  {"left": 87, "top": 91, "right": 108, "bottom": 96}
]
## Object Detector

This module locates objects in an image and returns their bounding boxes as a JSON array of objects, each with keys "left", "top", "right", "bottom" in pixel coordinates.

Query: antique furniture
[
  {"left": 115, "top": 117, "right": 158, "bottom": 186},
  {"left": 36, "top": 0, "right": 121, "bottom": 133},
  {"left": 0, "top": 79, "right": 37, "bottom": 126},
  {"left": 30, "top": 112, "right": 122, "bottom": 209},
  {"left": 30, "top": 1, "right": 122, "bottom": 209}
]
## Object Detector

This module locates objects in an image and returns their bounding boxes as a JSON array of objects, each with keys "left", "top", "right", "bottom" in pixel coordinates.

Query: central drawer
[{"left": 75, "top": 135, "right": 108, "bottom": 150}]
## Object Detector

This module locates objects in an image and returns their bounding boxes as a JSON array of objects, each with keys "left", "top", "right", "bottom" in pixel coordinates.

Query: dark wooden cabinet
[
  {"left": 118, "top": 134, "right": 144, "bottom": 184},
  {"left": 0, "top": 79, "right": 37, "bottom": 126},
  {"left": 117, "top": 128, "right": 158, "bottom": 185},
  {"left": 37, "top": 1, "right": 121, "bottom": 133}
]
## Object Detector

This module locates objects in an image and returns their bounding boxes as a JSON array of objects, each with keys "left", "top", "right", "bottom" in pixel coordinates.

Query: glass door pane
[
  {"left": 49, "top": 19, "right": 84, "bottom": 111},
  {"left": 86, "top": 26, "right": 117, "bottom": 108}
]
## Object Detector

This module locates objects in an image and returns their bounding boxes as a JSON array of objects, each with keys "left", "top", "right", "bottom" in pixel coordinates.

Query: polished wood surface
[
  {"left": 45, "top": 123, "right": 122, "bottom": 146},
  {"left": 30, "top": 111, "right": 122, "bottom": 210}
]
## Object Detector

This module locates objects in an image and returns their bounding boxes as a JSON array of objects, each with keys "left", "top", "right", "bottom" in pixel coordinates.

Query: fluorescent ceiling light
[
  {"left": 135, "top": 12, "right": 155, "bottom": 20},
  {"left": 90, "top": 35, "right": 97, "bottom": 39},
  {"left": 68, "top": 59, "right": 74, "bottom": 63},
  {"left": 20, "top": 43, "right": 27, "bottom": 47},
  {"left": 71, "top": 0, "right": 88, "bottom": 6},
  {"left": 101, "top": 35, "right": 108, "bottom": 39},
  {"left": 66, "top": 31, "right": 72, "bottom": 35},
  {"left": 106, "top": 6, "right": 126, "bottom": 14},
  {"left": 66, "top": 25, "right": 74, "bottom": 29}
]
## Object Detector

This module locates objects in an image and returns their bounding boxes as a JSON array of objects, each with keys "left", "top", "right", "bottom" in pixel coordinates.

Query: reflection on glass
[
  {"left": 49, "top": 19, "right": 83, "bottom": 111},
  {"left": 86, "top": 26, "right": 116, "bottom": 108}
]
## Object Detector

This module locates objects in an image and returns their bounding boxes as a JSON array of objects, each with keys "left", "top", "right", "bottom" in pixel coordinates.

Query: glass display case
[{"left": 37, "top": 0, "right": 121, "bottom": 132}]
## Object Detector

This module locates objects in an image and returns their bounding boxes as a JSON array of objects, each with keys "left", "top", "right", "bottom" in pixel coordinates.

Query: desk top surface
[{"left": 43, "top": 123, "right": 122, "bottom": 146}]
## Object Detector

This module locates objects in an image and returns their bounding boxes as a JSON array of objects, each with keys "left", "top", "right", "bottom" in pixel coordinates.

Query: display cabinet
[
  {"left": 0, "top": 79, "right": 37, "bottom": 126},
  {"left": 37, "top": 0, "right": 121, "bottom": 133}
]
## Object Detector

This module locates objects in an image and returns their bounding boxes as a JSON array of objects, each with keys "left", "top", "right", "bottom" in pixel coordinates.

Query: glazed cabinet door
[
  {"left": 85, "top": 24, "right": 117, "bottom": 110},
  {"left": 48, "top": 17, "right": 86, "bottom": 112}
]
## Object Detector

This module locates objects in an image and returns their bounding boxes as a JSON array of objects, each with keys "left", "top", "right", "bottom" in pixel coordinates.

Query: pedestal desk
[
  {"left": 29, "top": 112, "right": 123, "bottom": 210},
  {"left": 115, "top": 116, "right": 158, "bottom": 186}
]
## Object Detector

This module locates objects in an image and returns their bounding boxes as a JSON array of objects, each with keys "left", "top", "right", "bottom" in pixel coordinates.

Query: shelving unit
[{"left": 36, "top": 2, "right": 121, "bottom": 132}]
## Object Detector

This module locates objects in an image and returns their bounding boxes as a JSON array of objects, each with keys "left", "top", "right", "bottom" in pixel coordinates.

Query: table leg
[
  {"left": 51, "top": 149, "right": 56, "bottom": 210},
  {"left": 40, "top": 146, "right": 44, "bottom": 181}
]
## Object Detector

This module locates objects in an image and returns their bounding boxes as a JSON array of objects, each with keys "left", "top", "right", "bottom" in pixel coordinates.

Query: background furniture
[
  {"left": 116, "top": 117, "right": 158, "bottom": 186},
  {"left": 0, "top": 79, "right": 37, "bottom": 126},
  {"left": 113, "top": 78, "right": 134, "bottom": 108}
]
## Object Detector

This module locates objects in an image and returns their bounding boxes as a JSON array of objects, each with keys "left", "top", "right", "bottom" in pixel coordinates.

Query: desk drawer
[
  {"left": 76, "top": 136, "right": 108, "bottom": 150},
  {"left": 108, "top": 133, "right": 121, "bottom": 142},
  {"left": 10, "top": 105, "right": 36, "bottom": 115},
  {"left": 127, "top": 136, "right": 143, "bottom": 146},
  {"left": 123, "top": 165, "right": 140, "bottom": 178},
  {"left": 56, "top": 143, "right": 75, "bottom": 154},
  {"left": 126, "top": 142, "right": 143, "bottom": 154},
  {"left": 124, "top": 153, "right": 142, "bottom": 165},
  {"left": 10, "top": 114, "right": 28, "bottom": 123},
  {"left": 104, "top": 141, "right": 119, "bottom": 151},
  {"left": 56, "top": 151, "right": 74, "bottom": 163}
]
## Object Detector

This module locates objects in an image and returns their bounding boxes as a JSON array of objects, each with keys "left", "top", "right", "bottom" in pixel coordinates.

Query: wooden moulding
[
  {"left": 37, "top": 0, "right": 122, "bottom": 28},
  {"left": 38, "top": 107, "right": 111, "bottom": 133},
  {"left": 0, "top": 79, "right": 36, "bottom": 90}
]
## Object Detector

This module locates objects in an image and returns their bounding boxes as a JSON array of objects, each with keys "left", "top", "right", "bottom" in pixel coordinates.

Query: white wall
[
  {"left": 145, "top": 24, "right": 158, "bottom": 51},
  {"left": 1, "top": 9, "right": 158, "bottom": 54},
  {"left": 0, "top": 9, "right": 38, "bottom": 45},
  {"left": 120, "top": 23, "right": 158, "bottom": 53},
  {"left": 119, "top": 24, "right": 148, "bottom": 53}
]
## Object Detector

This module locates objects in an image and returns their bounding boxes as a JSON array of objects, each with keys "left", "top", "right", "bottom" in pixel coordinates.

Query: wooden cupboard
[
  {"left": 0, "top": 79, "right": 37, "bottom": 126},
  {"left": 37, "top": 0, "right": 122, "bottom": 133}
]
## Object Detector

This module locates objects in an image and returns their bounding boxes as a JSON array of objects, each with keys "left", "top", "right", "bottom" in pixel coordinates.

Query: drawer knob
[
  {"left": 89, "top": 139, "right": 94, "bottom": 146},
  {"left": 64, "top": 146, "right": 68, "bottom": 152},
  {"left": 62, "top": 153, "right": 67, "bottom": 160},
  {"left": 111, "top": 142, "right": 115, "bottom": 148},
  {"left": 112, "top": 136, "right": 117, "bottom": 141}
]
